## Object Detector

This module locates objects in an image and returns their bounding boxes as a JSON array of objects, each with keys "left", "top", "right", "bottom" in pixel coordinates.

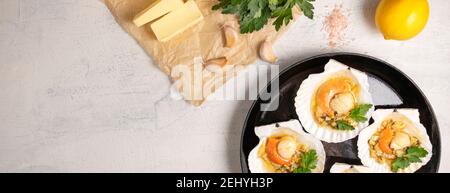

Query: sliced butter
[
  {"left": 150, "top": 0, "right": 204, "bottom": 42},
  {"left": 133, "top": 0, "right": 184, "bottom": 27}
]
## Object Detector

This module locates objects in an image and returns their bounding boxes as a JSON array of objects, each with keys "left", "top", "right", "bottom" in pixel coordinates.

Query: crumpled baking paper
[{"left": 103, "top": 0, "right": 292, "bottom": 106}]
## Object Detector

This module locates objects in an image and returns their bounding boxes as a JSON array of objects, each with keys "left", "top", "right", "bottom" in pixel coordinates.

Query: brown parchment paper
[{"left": 103, "top": 0, "right": 292, "bottom": 106}]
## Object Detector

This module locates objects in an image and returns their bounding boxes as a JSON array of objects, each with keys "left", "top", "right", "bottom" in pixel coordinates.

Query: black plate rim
[{"left": 239, "top": 52, "right": 441, "bottom": 173}]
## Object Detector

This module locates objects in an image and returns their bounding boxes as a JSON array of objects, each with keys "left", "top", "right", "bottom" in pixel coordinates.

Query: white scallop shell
[
  {"left": 295, "top": 59, "right": 374, "bottom": 143},
  {"left": 357, "top": 109, "right": 433, "bottom": 173},
  {"left": 248, "top": 120, "right": 326, "bottom": 173},
  {"left": 330, "top": 163, "right": 372, "bottom": 173}
]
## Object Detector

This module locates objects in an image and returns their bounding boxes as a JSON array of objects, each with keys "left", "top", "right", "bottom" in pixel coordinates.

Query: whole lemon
[{"left": 375, "top": 0, "right": 430, "bottom": 40}]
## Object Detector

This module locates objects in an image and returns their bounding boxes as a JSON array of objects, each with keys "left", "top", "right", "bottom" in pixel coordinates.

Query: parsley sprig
[
  {"left": 293, "top": 150, "right": 318, "bottom": 173},
  {"left": 336, "top": 120, "right": 354, "bottom": 130},
  {"left": 391, "top": 146, "right": 428, "bottom": 172},
  {"left": 212, "top": 0, "right": 315, "bottom": 33},
  {"left": 334, "top": 104, "right": 373, "bottom": 131},
  {"left": 349, "top": 104, "right": 373, "bottom": 122}
]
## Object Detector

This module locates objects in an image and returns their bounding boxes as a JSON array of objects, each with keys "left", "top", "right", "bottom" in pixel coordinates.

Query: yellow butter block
[
  {"left": 133, "top": 0, "right": 184, "bottom": 27},
  {"left": 150, "top": 0, "right": 204, "bottom": 42}
]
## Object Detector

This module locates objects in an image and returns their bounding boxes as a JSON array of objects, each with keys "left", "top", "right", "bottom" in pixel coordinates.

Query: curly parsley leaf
[
  {"left": 272, "top": 0, "right": 295, "bottom": 31},
  {"left": 239, "top": 0, "right": 271, "bottom": 33},
  {"left": 296, "top": 0, "right": 315, "bottom": 19},
  {"left": 391, "top": 146, "right": 428, "bottom": 172},
  {"left": 293, "top": 150, "right": 318, "bottom": 173},
  {"left": 212, "top": 0, "right": 315, "bottom": 33},
  {"left": 391, "top": 157, "right": 409, "bottom": 172},
  {"left": 336, "top": 120, "right": 355, "bottom": 130},
  {"left": 212, "top": 0, "right": 240, "bottom": 13},
  {"left": 349, "top": 104, "right": 373, "bottom": 123},
  {"left": 405, "top": 146, "right": 428, "bottom": 158}
]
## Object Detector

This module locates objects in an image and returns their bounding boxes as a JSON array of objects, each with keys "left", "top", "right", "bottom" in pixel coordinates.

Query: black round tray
[{"left": 240, "top": 53, "right": 441, "bottom": 173}]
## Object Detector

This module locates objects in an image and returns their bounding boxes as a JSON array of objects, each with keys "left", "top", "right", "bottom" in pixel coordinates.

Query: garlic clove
[
  {"left": 205, "top": 57, "right": 228, "bottom": 72},
  {"left": 223, "top": 25, "right": 238, "bottom": 48},
  {"left": 259, "top": 39, "right": 278, "bottom": 64}
]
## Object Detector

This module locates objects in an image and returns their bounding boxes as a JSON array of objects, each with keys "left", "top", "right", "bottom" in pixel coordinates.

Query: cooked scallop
[
  {"left": 357, "top": 109, "right": 432, "bottom": 173},
  {"left": 390, "top": 132, "right": 411, "bottom": 150},
  {"left": 330, "top": 163, "right": 372, "bottom": 173},
  {"left": 248, "top": 120, "right": 326, "bottom": 173},
  {"left": 295, "top": 59, "right": 374, "bottom": 143}
]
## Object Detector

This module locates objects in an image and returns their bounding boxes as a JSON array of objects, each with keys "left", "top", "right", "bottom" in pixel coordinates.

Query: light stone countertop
[{"left": 0, "top": 0, "right": 449, "bottom": 172}]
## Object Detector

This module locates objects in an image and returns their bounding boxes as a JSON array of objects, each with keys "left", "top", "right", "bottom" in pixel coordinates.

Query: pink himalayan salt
[{"left": 323, "top": 5, "right": 348, "bottom": 48}]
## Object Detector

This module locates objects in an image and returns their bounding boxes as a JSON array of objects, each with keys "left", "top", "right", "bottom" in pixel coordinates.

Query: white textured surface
[{"left": 0, "top": 0, "right": 449, "bottom": 172}]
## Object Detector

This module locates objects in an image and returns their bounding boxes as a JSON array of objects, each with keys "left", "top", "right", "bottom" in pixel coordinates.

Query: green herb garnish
[
  {"left": 212, "top": 0, "right": 315, "bottom": 33},
  {"left": 336, "top": 120, "right": 354, "bottom": 130},
  {"left": 293, "top": 150, "right": 318, "bottom": 173},
  {"left": 349, "top": 104, "right": 373, "bottom": 122},
  {"left": 391, "top": 146, "right": 428, "bottom": 172},
  {"left": 329, "top": 104, "right": 372, "bottom": 131}
]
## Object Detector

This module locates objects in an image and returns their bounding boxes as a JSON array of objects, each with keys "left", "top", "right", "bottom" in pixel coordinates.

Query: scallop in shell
[
  {"left": 295, "top": 59, "right": 374, "bottom": 143},
  {"left": 357, "top": 109, "right": 432, "bottom": 173},
  {"left": 330, "top": 163, "right": 372, "bottom": 173},
  {"left": 248, "top": 120, "right": 326, "bottom": 173}
]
